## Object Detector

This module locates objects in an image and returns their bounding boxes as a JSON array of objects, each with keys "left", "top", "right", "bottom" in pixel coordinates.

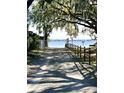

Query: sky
[
  {"left": 29, "top": 25, "right": 92, "bottom": 40},
  {"left": 49, "top": 28, "right": 91, "bottom": 40},
  {"left": 28, "top": 1, "right": 92, "bottom": 40}
]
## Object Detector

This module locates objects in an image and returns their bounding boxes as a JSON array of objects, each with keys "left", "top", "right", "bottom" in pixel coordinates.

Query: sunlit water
[{"left": 48, "top": 40, "right": 96, "bottom": 48}]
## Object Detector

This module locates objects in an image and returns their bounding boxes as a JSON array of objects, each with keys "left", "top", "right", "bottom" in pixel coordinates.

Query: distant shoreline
[
  {"left": 48, "top": 39, "right": 96, "bottom": 41},
  {"left": 47, "top": 39, "right": 96, "bottom": 48}
]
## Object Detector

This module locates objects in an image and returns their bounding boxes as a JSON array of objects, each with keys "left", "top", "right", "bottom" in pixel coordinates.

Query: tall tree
[{"left": 28, "top": 0, "right": 97, "bottom": 44}]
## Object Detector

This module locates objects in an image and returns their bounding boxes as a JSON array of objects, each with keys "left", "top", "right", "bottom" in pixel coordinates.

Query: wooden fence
[{"left": 65, "top": 43, "right": 97, "bottom": 66}]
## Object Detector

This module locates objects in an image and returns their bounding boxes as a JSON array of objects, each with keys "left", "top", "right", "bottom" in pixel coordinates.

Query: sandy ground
[{"left": 27, "top": 48, "right": 97, "bottom": 93}]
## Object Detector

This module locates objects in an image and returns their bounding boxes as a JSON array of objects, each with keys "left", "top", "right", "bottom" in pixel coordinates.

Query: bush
[{"left": 27, "top": 31, "right": 43, "bottom": 51}]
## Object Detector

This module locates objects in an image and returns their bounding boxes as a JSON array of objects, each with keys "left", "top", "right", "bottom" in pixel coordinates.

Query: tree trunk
[
  {"left": 43, "top": 25, "right": 52, "bottom": 47},
  {"left": 44, "top": 29, "right": 48, "bottom": 47},
  {"left": 44, "top": 35, "right": 48, "bottom": 47}
]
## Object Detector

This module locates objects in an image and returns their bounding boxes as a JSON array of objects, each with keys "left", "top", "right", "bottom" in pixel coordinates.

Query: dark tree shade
[
  {"left": 27, "top": 0, "right": 34, "bottom": 9},
  {"left": 27, "top": 0, "right": 53, "bottom": 9}
]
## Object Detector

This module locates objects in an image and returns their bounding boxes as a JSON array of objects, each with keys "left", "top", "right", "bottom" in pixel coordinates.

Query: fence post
[
  {"left": 96, "top": 47, "right": 97, "bottom": 66},
  {"left": 80, "top": 46, "right": 82, "bottom": 58},
  {"left": 78, "top": 46, "right": 80, "bottom": 56},
  {"left": 76, "top": 46, "right": 78, "bottom": 56},
  {"left": 84, "top": 46, "right": 85, "bottom": 62},
  {"left": 75, "top": 46, "right": 76, "bottom": 56},
  {"left": 89, "top": 47, "right": 91, "bottom": 65},
  {"left": 77, "top": 46, "right": 79, "bottom": 56}
]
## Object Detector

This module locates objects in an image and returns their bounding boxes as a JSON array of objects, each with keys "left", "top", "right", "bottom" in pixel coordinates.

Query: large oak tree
[{"left": 28, "top": 0, "right": 97, "bottom": 46}]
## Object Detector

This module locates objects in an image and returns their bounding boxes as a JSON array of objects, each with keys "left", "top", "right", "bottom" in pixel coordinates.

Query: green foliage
[
  {"left": 28, "top": 0, "right": 97, "bottom": 39},
  {"left": 27, "top": 31, "right": 42, "bottom": 51},
  {"left": 65, "top": 23, "right": 79, "bottom": 37}
]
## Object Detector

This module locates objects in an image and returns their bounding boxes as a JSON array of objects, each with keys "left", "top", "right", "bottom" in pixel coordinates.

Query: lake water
[{"left": 48, "top": 40, "right": 96, "bottom": 48}]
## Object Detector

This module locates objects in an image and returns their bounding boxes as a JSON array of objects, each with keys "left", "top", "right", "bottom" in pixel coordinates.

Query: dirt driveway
[{"left": 27, "top": 48, "right": 97, "bottom": 93}]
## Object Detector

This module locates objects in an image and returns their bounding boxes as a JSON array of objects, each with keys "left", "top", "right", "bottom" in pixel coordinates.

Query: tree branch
[
  {"left": 52, "top": 18, "right": 93, "bottom": 29},
  {"left": 51, "top": 1, "right": 97, "bottom": 33}
]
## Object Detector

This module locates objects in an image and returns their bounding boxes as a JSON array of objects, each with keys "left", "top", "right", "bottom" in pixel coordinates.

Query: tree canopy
[{"left": 28, "top": 0, "right": 97, "bottom": 38}]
